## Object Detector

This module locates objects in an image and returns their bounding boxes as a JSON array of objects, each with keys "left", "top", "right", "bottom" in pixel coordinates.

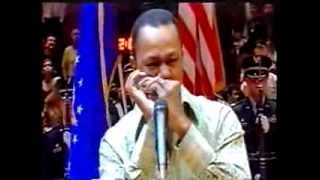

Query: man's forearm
[{"left": 175, "top": 124, "right": 250, "bottom": 179}]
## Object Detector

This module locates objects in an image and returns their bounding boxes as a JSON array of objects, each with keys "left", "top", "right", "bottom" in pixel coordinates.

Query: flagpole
[
  {"left": 98, "top": 2, "right": 113, "bottom": 128},
  {"left": 117, "top": 55, "right": 128, "bottom": 114},
  {"left": 105, "top": 54, "right": 122, "bottom": 126}
]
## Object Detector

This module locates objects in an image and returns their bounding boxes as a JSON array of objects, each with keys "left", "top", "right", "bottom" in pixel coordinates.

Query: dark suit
[{"left": 233, "top": 97, "right": 277, "bottom": 180}]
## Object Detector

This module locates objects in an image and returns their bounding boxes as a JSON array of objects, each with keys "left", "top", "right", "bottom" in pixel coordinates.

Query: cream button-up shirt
[{"left": 99, "top": 86, "right": 251, "bottom": 180}]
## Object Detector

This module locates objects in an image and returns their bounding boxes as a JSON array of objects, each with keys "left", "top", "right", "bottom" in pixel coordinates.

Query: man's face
[
  {"left": 71, "top": 29, "right": 80, "bottom": 44},
  {"left": 42, "top": 60, "right": 53, "bottom": 75},
  {"left": 245, "top": 77, "right": 268, "bottom": 97},
  {"left": 231, "top": 89, "right": 240, "bottom": 100},
  {"left": 263, "top": 3, "right": 273, "bottom": 16},
  {"left": 254, "top": 44, "right": 268, "bottom": 57},
  {"left": 134, "top": 24, "right": 183, "bottom": 82},
  {"left": 45, "top": 36, "right": 56, "bottom": 50},
  {"left": 249, "top": 4, "right": 259, "bottom": 18}
]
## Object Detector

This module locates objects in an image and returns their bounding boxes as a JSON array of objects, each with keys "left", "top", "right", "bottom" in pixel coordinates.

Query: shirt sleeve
[
  {"left": 99, "top": 136, "right": 126, "bottom": 180},
  {"left": 175, "top": 107, "right": 252, "bottom": 179},
  {"left": 99, "top": 119, "right": 156, "bottom": 180}
]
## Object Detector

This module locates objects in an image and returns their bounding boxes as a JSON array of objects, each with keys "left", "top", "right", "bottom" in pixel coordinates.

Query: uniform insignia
[
  {"left": 257, "top": 107, "right": 264, "bottom": 111},
  {"left": 53, "top": 143, "right": 62, "bottom": 153},
  {"left": 241, "top": 122, "right": 248, "bottom": 126},
  {"left": 245, "top": 105, "right": 250, "bottom": 109},
  {"left": 240, "top": 118, "right": 248, "bottom": 127}
]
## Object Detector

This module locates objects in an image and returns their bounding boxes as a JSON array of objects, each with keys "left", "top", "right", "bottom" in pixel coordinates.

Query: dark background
[{"left": 2, "top": 0, "right": 309, "bottom": 180}]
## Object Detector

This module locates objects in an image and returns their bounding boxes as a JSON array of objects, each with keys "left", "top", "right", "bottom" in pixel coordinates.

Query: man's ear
[{"left": 129, "top": 54, "right": 137, "bottom": 69}]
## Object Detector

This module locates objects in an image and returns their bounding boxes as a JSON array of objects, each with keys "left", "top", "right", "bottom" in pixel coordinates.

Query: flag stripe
[
  {"left": 182, "top": 46, "right": 196, "bottom": 85},
  {"left": 178, "top": 3, "right": 197, "bottom": 40},
  {"left": 178, "top": 2, "right": 226, "bottom": 98},
  {"left": 199, "top": 3, "right": 216, "bottom": 91},
  {"left": 176, "top": 17, "right": 197, "bottom": 61},
  {"left": 178, "top": 4, "right": 212, "bottom": 96},
  {"left": 203, "top": 3, "right": 213, "bottom": 28},
  {"left": 194, "top": 19, "right": 214, "bottom": 97},
  {"left": 191, "top": 3, "right": 225, "bottom": 92},
  {"left": 177, "top": 15, "right": 211, "bottom": 96},
  {"left": 211, "top": 4, "right": 226, "bottom": 91},
  {"left": 199, "top": 29, "right": 215, "bottom": 91},
  {"left": 178, "top": 3, "right": 213, "bottom": 97},
  {"left": 178, "top": 7, "right": 213, "bottom": 97}
]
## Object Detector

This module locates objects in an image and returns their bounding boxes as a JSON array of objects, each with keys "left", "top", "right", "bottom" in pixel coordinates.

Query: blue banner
[{"left": 68, "top": 3, "right": 117, "bottom": 179}]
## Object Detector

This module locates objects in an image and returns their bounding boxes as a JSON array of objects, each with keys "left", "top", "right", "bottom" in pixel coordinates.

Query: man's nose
[{"left": 159, "top": 64, "right": 172, "bottom": 79}]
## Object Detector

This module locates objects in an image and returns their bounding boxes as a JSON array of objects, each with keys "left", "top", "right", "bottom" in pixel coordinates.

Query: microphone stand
[{"left": 256, "top": 90, "right": 267, "bottom": 180}]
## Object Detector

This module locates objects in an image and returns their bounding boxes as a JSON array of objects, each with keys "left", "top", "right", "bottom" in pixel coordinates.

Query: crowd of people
[
  {"left": 219, "top": 3, "right": 278, "bottom": 178},
  {"left": 41, "top": 28, "right": 78, "bottom": 179},
  {"left": 218, "top": 1, "right": 277, "bottom": 105},
  {"left": 40, "top": 2, "right": 277, "bottom": 180}
]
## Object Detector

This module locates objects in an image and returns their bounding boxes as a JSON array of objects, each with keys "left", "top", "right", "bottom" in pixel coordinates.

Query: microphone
[{"left": 153, "top": 99, "right": 168, "bottom": 179}]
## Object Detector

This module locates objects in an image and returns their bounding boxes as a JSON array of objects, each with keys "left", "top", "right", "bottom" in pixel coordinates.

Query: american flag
[
  {"left": 178, "top": 3, "right": 226, "bottom": 98},
  {"left": 68, "top": 3, "right": 117, "bottom": 179}
]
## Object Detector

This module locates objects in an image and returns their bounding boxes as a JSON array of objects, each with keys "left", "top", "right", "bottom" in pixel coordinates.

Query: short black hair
[
  {"left": 131, "top": 9, "right": 177, "bottom": 49},
  {"left": 44, "top": 33, "right": 56, "bottom": 40}
]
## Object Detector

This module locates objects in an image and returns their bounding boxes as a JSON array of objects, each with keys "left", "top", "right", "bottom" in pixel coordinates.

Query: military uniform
[
  {"left": 232, "top": 55, "right": 277, "bottom": 180},
  {"left": 233, "top": 98, "right": 277, "bottom": 180}
]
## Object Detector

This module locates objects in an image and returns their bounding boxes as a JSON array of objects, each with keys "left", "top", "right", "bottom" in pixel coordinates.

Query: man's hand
[
  {"left": 125, "top": 70, "right": 155, "bottom": 121},
  {"left": 145, "top": 77, "right": 192, "bottom": 139},
  {"left": 256, "top": 114, "right": 270, "bottom": 133},
  {"left": 125, "top": 70, "right": 191, "bottom": 138}
]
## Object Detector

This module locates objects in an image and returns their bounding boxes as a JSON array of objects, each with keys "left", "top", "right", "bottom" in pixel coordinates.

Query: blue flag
[{"left": 69, "top": 3, "right": 118, "bottom": 179}]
